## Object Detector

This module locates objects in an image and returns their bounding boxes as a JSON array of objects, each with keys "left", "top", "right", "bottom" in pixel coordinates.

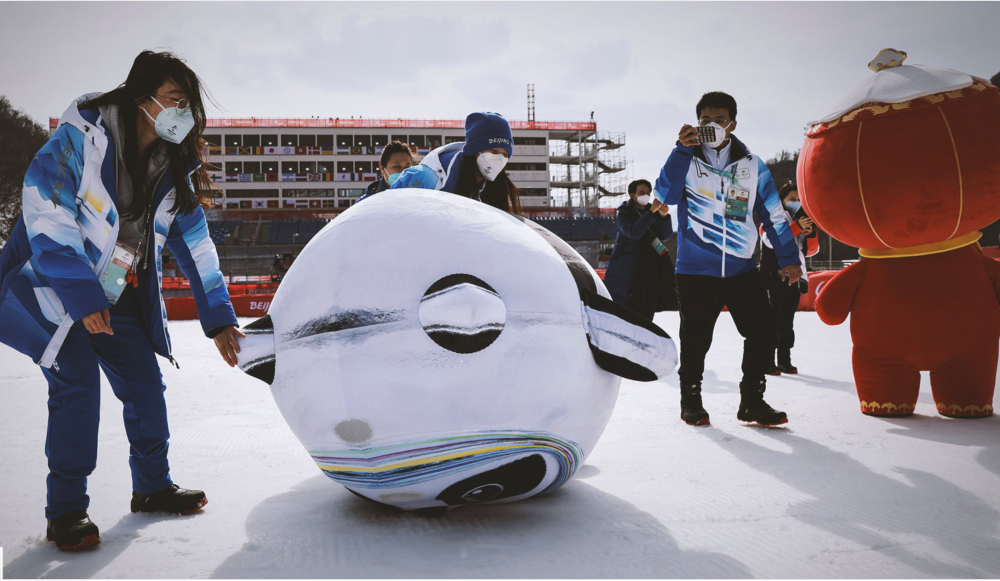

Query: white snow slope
[{"left": 2, "top": 312, "right": 999, "bottom": 579}]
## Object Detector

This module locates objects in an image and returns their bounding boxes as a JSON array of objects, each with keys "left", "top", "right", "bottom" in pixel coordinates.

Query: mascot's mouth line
[{"left": 286, "top": 309, "right": 406, "bottom": 340}]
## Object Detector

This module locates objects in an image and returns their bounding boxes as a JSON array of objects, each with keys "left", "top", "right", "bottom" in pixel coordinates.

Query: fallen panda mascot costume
[
  {"left": 233, "top": 189, "right": 677, "bottom": 511},
  {"left": 802, "top": 49, "right": 1000, "bottom": 418}
]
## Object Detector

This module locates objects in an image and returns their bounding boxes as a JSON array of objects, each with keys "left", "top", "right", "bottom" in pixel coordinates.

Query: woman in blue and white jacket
[
  {"left": 0, "top": 51, "right": 242, "bottom": 550},
  {"left": 390, "top": 112, "right": 522, "bottom": 214}
]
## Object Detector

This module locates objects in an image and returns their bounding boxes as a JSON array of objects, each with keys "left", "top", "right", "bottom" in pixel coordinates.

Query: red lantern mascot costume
[{"left": 802, "top": 50, "right": 1000, "bottom": 418}]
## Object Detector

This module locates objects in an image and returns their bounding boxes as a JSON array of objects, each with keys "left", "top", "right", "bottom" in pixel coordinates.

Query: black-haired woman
[
  {"left": 0, "top": 51, "right": 242, "bottom": 550},
  {"left": 357, "top": 140, "right": 414, "bottom": 201},
  {"left": 759, "top": 183, "right": 818, "bottom": 375},
  {"left": 390, "top": 112, "right": 522, "bottom": 214}
]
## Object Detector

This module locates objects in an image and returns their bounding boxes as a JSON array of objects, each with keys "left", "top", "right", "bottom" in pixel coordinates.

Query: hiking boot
[
  {"left": 131, "top": 484, "right": 207, "bottom": 515},
  {"left": 680, "top": 383, "right": 710, "bottom": 426},
  {"left": 46, "top": 510, "right": 100, "bottom": 550},
  {"left": 765, "top": 363, "right": 782, "bottom": 376},
  {"left": 737, "top": 380, "right": 788, "bottom": 426},
  {"left": 776, "top": 349, "right": 797, "bottom": 374}
]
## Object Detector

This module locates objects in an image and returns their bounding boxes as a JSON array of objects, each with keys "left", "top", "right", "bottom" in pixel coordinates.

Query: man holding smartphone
[{"left": 654, "top": 92, "right": 802, "bottom": 427}]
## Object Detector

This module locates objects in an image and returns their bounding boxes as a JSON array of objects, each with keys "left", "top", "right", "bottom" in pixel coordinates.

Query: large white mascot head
[{"left": 236, "top": 190, "right": 676, "bottom": 512}]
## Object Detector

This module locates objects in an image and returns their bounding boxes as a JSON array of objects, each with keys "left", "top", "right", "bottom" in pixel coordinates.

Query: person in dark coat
[{"left": 603, "top": 179, "right": 676, "bottom": 320}]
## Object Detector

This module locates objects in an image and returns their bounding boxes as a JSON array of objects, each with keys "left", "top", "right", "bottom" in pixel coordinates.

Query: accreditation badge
[
  {"left": 725, "top": 184, "right": 750, "bottom": 222},
  {"left": 98, "top": 242, "right": 136, "bottom": 304}
]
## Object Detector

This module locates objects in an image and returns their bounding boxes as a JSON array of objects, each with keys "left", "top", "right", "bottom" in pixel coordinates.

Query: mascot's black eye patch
[
  {"left": 419, "top": 274, "right": 506, "bottom": 354},
  {"left": 287, "top": 309, "right": 404, "bottom": 340},
  {"left": 436, "top": 454, "right": 547, "bottom": 505}
]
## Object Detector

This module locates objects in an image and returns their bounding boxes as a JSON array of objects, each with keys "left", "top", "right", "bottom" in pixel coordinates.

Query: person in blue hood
[
  {"left": 358, "top": 140, "right": 413, "bottom": 201},
  {"left": 0, "top": 51, "right": 241, "bottom": 550},
  {"left": 391, "top": 112, "right": 522, "bottom": 214}
]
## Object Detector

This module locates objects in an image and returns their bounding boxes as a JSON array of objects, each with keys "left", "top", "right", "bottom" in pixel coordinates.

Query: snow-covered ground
[{"left": 2, "top": 312, "right": 999, "bottom": 579}]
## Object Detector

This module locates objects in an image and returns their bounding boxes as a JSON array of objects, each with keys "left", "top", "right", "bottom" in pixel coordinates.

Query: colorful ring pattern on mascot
[
  {"left": 234, "top": 189, "right": 678, "bottom": 511},
  {"left": 799, "top": 80, "right": 1000, "bottom": 252}
]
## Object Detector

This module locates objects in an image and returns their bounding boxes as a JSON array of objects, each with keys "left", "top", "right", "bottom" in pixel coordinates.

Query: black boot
[
  {"left": 131, "top": 484, "right": 207, "bottom": 515},
  {"left": 776, "top": 349, "right": 797, "bottom": 374},
  {"left": 738, "top": 380, "right": 788, "bottom": 426},
  {"left": 679, "top": 383, "right": 710, "bottom": 426},
  {"left": 47, "top": 510, "right": 100, "bottom": 550}
]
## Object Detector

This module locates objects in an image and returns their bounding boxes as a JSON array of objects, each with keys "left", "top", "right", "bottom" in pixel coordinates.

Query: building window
[
  {"left": 337, "top": 135, "right": 351, "bottom": 147},
  {"left": 520, "top": 188, "right": 548, "bottom": 197},
  {"left": 372, "top": 134, "right": 388, "bottom": 147},
  {"left": 225, "top": 162, "right": 243, "bottom": 174},
  {"left": 262, "top": 161, "right": 279, "bottom": 174},
  {"left": 299, "top": 135, "right": 316, "bottom": 146},
  {"left": 337, "top": 161, "right": 353, "bottom": 173},
  {"left": 300, "top": 161, "right": 317, "bottom": 174},
  {"left": 354, "top": 135, "right": 371, "bottom": 147},
  {"left": 426, "top": 135, "right": 442, "bottom": 148},
  {"left": 391, "top": 134, "right": 407, "bottom": 144},
  {"left": 225, "top": 135, "right": 241, "bottom": 147},
  {"left": 338, "top": 199, "right": 354, "bottom": 208},
  {"left": 224, "top": 189, "right": 279, "bottom": 198},
  {"left": 355, "top": 161, "right": 372, "bottom": 174},
  {"left": 318, "top": 160, "right": 334, "bottom": 173},
  {"left": 339, "top": 188, "right": 365, "bottom": 197},
  {"left": 408, "top": 135, "right": 426, "bottom": 147},
  {"left": 262, "top": 134, "right": 278, "bottom": 146},
  {"left": 282, "top": 162, "right": 299, "bottom": 174},
  {"left": 318, "top": 135, "right": 334, "bottom": 147},
  {"left": 243, "top": 135, "right": 261, "bottom": 147},
  {"left": 507, "top": 162, "right": 547, "bottom": 171},
  {"left": 205, "top": 135, "right": 222, "bottom": 146},
  {"left": 445, "top": 135, "right": 464, "bottom": 144},
  {"left": 281, "top": 134, "right": 298, "bottom": 147},
  {"left": 514, "top": 137, "right": 546, "bottom": 146},
  {"left": 205, "top": 162, "right": 221, "bottom": 172},
  {"left": 243, "top": 161, "right": 261, "bottom": 174}
]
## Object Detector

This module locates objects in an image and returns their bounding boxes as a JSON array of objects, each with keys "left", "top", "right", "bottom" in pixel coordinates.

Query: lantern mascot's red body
[{"left": 802, "top": 51, "right": 1000, "bottom": 418}]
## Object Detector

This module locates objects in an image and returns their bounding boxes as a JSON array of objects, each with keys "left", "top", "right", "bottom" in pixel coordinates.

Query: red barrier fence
[{"left": 163, "top": 270, "right": 848, "bottom": 321}]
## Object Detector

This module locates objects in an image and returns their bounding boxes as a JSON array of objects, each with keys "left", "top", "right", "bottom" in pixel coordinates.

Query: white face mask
[
  {"left": 702, "top": 121, "right": 732, "bottom": 148},
  {"left": 635, "top": 194, "right": 651, "bottom": 206},
  {"left": 476, "top": 152, "right": 508, "bottom": 182},
  {"left": 142, "top": 96, "right": 196, "bottom": 144}
]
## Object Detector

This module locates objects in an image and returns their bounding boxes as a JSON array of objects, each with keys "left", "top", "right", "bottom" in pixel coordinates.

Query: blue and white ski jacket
[
  {"left": 390, "top": 142, "right": 465, "bottom": 193},
  {"left": 0, "top": 94, "right": 237, "bottom": 368},
  {"left": 653, "top": 135, "right": 799, "bottom": 278}
]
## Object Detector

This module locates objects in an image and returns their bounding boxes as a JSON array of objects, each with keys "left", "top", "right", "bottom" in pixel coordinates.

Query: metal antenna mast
[{"left": 527, "top": 84, "right": 535, "bottom": 123}]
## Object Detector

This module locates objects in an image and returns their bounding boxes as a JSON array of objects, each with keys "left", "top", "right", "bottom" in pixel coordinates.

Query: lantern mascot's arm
[{"left": 814, "top": 260, "right": 867, "bottom": 325}]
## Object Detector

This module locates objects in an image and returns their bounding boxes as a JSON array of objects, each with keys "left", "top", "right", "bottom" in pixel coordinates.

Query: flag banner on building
[
  {"left": 240, "top": 200, "right": 252, "bottom": 209},
  {"left": 226, "top": 200, "right": 240, "bottom": 209},
  {"left": 209, "top": 172, "right": 223, "bottom": 183},
  {"left": 375, "top": 146, "right": 385, "bottom": 155},
  {"left": 361, "top": 173, "right": 378, "bottom": 182},
  {"left": 281, "top": 146, "right": 295, "bottom": 155},
  {"left": 322, "top": 200, "right": 337, "bottom": 208},
  {"left": 306, "top": 147, "right": 322, "bottom": 155},
  {"left": 336, "top": 173, "right": 353, "bottom": 181},
  {"left": 337, "top": 146, "right": 350, "bottom": 154},
  {"left": 238, "top": 146, "right": 253, "bottom": 155},
  {"left": 225, "top": 174, "right": 240, "bottom": 182},
  {"left": 252, "top": 199, "right": 267, "bottom": 209},
  {"left": 281, "top": 174, "right": 295, "bottom": 182},
  {"left": 239, "top": 174, "right": 253, "bottom": 182},
  {"left": 265, "top": 173, "right": 279, "bottom": 182},
  {"left": 283, "top": 200, "right": 295, "bottom": 208},
  {"left": 294, "top": 174, "right": 309, "bottom": 182},
  {"left": 309, "top": 200, "right": 321, "bottom": 208},
  {"left": 253, "top": 174, "right": 265, "bottom": 182},
  {"left": 296, "top": 200, "right": 310, "bottom": 207},
  {"left": 224, "top": 146, "right": 238, "bottom": 155},
  {"left": 295, "top": 146, "right": 307, "bottom": 155},
  {"left": 351, "top": 146, "right": 362, "bottom": 154},
  {"left": 267, "top": 200, "right": 279, "bottom": 208},
  {"left": 321, "top": 147, "right": 335, "bottom": 155},
  {"left": 418, "top": 147, "right": 431, "bottom": 155},
  {"left": 264, "top": 146, "right": 280, "bottom": 155},
  {"left": 208, "top": 145, "right": 222, "bottom": 155},
  {"left": 308, "top": 174, "right": 322, "bottom": 182}
]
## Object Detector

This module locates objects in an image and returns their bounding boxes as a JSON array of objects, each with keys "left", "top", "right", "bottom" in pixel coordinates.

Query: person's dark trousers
[
  {"left": 766, "top": 280, "right": 802, "bottom": 363},
  {"left": 40, "top": 284, "right": 172, "bottom": 519},
  {"left": 676, "top": 268, "right": 772, "bottom": 386}
]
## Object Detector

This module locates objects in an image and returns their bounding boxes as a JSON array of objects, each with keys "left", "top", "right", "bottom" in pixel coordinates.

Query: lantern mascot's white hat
[{"left": 234, "top": 190, "right": 677, "bottom": 512}]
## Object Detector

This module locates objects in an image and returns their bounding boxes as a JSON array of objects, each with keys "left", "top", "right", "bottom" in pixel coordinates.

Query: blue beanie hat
[{"left": 463, "top": 112, "right": 513, "bottom": 157}]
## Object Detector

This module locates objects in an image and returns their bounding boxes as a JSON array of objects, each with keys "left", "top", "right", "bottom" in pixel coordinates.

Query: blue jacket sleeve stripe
[
  {"left": 167, "top": 206, "right": 237, "bottom": 336},
  {"left": 754, "top": 159, "right": 800, "bottom": 268},
  {"left": 21, "top": 125, "right": 109, "bottom": 321},
  {"left": 390, "top": 165, "right": 439, "bottom": 190}
]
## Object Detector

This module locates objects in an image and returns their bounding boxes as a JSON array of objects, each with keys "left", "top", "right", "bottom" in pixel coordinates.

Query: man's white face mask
[
  {"left": 701, "top": 120, "right": 732, "bottom": 148},
  {"left": 477, "top": 152, "right": 508, "bottom": 182}
]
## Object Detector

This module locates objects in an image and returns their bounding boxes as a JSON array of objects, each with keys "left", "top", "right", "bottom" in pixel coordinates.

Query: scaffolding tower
[{"left": 547, "top": 129, "right": 627, "bottom": 211}]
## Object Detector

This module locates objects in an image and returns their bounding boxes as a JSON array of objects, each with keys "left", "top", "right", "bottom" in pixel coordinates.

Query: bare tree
[{"left": 0, "top": 96, "right": 49, "bottom": 244}]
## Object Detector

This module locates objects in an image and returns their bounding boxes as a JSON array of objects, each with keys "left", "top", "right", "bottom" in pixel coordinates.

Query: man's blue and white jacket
[
  {"left": 654, "top": 135, "right": 799, "bottom": 278},
  {"left": 0, "top": 94, "right": 237, "bottom": 368},
  {"left": 390, "top": 142, "right": 465, "bottom": 193}
]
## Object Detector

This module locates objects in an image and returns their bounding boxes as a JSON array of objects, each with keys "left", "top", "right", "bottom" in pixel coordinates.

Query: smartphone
[{"left": 693, "top": 125, "right": 717, "bottom": 144}]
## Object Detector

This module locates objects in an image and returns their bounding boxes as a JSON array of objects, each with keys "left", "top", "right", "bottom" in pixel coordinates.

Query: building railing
[{"left": 197, "top": 118, "right": 597, "bottom": 130}]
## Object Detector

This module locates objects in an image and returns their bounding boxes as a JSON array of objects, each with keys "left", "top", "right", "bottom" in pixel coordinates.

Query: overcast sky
[{"left": 2, "top": 1, "right": 998, "bottom": 191}]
